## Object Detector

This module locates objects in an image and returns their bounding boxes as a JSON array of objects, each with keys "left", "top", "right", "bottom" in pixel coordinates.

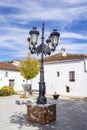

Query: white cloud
[
  {"left": 0, "top": 0, "right": 87, "bottom": 24},
  {"left": 0, "top": 0, "right": 87, "bottom": 61},
  {"left": 0, "top": 26, "right": 29, "bottom": 57},
  {"left": 61, "top": 32, "right": 87, "bottom": 39},
  {"left": 56, "top": 42, "right": 87, "bottom": 54},
  {"left": 61, "top": 0, "right": 87, "bottom": 5}
]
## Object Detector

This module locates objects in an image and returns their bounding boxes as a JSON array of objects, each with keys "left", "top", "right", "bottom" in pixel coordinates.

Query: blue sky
[{"left": 0, "top": 0, "right": 87, "bottom": 61}]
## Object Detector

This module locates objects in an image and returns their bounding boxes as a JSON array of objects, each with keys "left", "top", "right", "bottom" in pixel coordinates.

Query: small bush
[{"left": 0, "top": 86, "right": 16, "bottom": 96}]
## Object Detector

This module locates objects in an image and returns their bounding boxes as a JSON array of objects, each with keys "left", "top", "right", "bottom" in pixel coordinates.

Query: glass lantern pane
[
  {"left": 29, "top": 42, "right": 33, "bottom": 49},
  {"left": 46, "top": 37, "right": 53, "bottom": 50},
  {"left": 48, "top": 42, "right": 52, "bottom": 49},
  {"left": 51, "top": 35, "right": 58, "bottom": 45},
  {"left": 31, "top": 33, "right": 38, "bottom": 45}
]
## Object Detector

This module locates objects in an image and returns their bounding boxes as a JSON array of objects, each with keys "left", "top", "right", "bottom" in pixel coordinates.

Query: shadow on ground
[
  {"left": 10, "top": 111, "right": 58, "bottom": 130},
  {"left": 10, "top": 97, "right": 87, "bottom": 130},
  {"left": 10, "top": 99, "right": 58, "bottom": 130},
  {"left": 15, "top": 100, "right": 32, "bottom": 105}
]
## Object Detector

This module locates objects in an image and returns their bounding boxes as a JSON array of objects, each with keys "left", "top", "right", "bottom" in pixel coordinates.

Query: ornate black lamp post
[{"left": 27, "top": 23, "right": 60, "bottom": 104}]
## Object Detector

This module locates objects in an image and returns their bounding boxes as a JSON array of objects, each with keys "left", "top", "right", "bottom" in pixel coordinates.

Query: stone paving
[{"left": 0, "top": 95, "right": 87, "bottom": 130}]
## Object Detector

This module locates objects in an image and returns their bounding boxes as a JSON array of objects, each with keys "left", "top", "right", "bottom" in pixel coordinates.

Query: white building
[
  {"left": 0, "top": 52, "right": 87, "bottom": 98},
  {"left": 32, "top": 52, "right": 87, "bottom": 97},
  {"left": 0, "top": 62, "right": 25, "bottom": 91}
]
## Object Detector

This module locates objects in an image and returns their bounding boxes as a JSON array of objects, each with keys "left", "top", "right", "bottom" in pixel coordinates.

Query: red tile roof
[
  {"left": 0, "top": 62, "right": 19, "bottom": 71},
  {"left": 44, "top": 53, "right": 87, "bottom": 63}
]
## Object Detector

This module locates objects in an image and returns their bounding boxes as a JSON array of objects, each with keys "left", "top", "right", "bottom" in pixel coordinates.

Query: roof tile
[
  {"left": 0, "top": 62, "right": 19, "bottom": 71},
  {"left": 44, "top": 53, "right": 87, "bottom": 62}
]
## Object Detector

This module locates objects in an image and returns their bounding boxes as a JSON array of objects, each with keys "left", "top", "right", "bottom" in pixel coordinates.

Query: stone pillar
[{"left": 27, "top": 104, "right": 56, "bottom": 125}]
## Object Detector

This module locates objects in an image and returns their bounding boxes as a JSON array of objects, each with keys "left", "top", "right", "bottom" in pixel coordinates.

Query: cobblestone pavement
[{"left": 0, "top": 95, "right": 87, "bottom": 130}]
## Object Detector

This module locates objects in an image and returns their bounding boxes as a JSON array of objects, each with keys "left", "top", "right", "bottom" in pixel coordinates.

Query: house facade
[
  {"left": 0, "top": 52, "right": 87, "bottom": 97},
  {"left": 32, "top": 52, "right": 87, "bottom": 97},
  {"left": 0, "top": 62, "right": 25, "bottom": 91}
]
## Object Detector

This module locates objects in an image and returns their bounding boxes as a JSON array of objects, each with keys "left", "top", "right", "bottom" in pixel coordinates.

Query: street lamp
[{"left": 27, "top": 23, "right": 60, "bottom": 104}]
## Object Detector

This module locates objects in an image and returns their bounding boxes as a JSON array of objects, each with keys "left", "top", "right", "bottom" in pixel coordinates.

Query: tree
[{"left": 19, "top": 53, "right": 40, "bottom": 96}]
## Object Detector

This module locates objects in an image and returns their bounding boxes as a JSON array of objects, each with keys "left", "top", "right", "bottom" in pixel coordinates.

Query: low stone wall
[{"left": 27, "top": 103, "right": 56, "bottom": 125}]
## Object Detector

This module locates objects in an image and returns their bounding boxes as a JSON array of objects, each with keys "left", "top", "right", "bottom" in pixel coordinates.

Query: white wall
[
  {"left": 0, "top": 59, "right": 87, "bottom": 97},
  {"left": 84, "top": 59, "right": 87, "bottom": 72},
  {"left": 0, "top": 69, "right": 24, "bottom": 91},
  {"left": 32, "top": 59, "right": 87, "bottom": 97}
]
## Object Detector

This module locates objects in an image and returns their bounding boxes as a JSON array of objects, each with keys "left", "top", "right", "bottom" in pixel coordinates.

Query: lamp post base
[
  {"left": 27, "top": 103, "right": 56, "bottom": 125},
  {"left": 37, "top": 82, "right": 47, "bottom": 104},
  {"left": 37, "top": 95, "right": 47, "bottom": 104}
]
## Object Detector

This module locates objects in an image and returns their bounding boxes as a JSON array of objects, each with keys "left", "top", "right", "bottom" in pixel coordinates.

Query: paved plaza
[{"left": 0, "top": 95, "right": 87, "bottom": 130}]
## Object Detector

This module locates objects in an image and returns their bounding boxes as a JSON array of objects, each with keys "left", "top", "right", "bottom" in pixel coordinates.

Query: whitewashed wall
[
  {"left": 0, "top": 70, "right": 24, "bottom": 91},
  {"left": 84, "top": 58, "right": 87, "bottom": 72},
  {"left": 32, "top": 59, "right": 87, "bottom": 97},
  {"left": 0, "top": 58, "right": 87, "bottom": 97}
]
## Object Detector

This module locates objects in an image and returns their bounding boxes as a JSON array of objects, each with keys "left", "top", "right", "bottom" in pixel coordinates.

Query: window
[
  {"left": 69, "top": 71, "right": 75, "bottom": 82},
  {"left": 23, "top": 79, "right": 25, "bottom": 82},
  {"left": 5, "top": 72, "right": 8, "bottom": 77},
  {"left": 57, "top": 72, "right": 60, "bottom": 77},
  {"left": 66, "top": 86, "right": 70, "bottom": 93}
]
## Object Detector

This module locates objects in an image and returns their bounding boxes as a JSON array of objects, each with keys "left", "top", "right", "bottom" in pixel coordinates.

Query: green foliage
[
  {"left": 0, "top": 86, "right": 16, "bottom": 96},
  {"left": 19, "top": 53, "right": 40, "bottom": 80},
  {"left": 8, "top": 60, "right": 13, "bottom": 63}
]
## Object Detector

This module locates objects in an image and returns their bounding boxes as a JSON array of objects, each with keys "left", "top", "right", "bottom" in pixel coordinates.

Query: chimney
[{"left": 61, "top": 47, "right": 67, "bottom": 57}]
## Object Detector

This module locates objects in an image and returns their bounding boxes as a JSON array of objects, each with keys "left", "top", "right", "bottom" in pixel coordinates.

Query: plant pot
[{"left": 53, "top": 94, "right": 60, "bottom": 99}]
